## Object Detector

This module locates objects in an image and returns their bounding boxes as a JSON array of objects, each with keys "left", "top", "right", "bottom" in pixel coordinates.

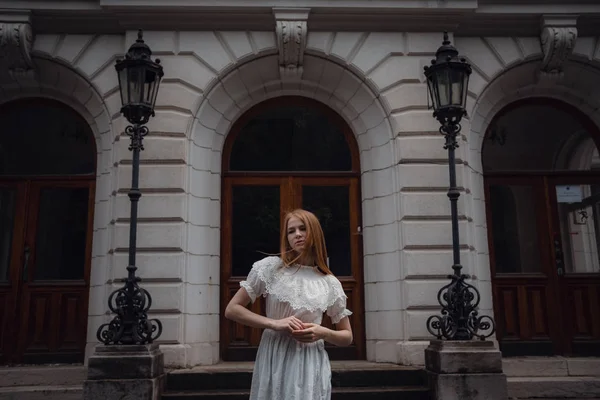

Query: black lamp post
[
  {"left": 424, "top": 33, "right": 495, "bottom": 341},
  {"left": 97, "top": 30, "right": 163, "bottom": 345}
]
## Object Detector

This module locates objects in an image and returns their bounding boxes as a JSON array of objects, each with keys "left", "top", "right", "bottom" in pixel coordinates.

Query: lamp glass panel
[
  {"left": 118, "top": 67, "right": 129, "bottom": 107},
  {"left": 142, "top": 67, "right": 153, "bottom": 107},
  {"left": 461, "top": 72, "right": 470, "bottom": 109},
  {"left": 436, "top": 68, "right": 451, "bottom": 108},
  {"left": 449, "top": 68, "right": 464, "bottom": 107},
  {"left": 426, "top": 74, "right": 438, "bottom": 110},
  {"left": 144, "top": 68, "right": 161, "bottom": 109},
  {"left": 430, "top": 71, "right": 443, "bottom": 111},
  {"left": 128, "top": 65, "right": 144, "bottom": 104}
]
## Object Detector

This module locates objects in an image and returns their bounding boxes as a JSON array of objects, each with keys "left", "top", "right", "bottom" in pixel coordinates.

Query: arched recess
[
  {"left": 456, "top": 57, "right": 600, "bottom": 345},
  {"left": 470, "top": 60, "right": 600, "bottom": 174},
  {"left": 0, "top": 55, "right": 116, "bottom": 363},
  {"left": 0, "top": 97, "right": 97, "bottom": 364},
  {"left": 186, "top": 53, "right": 397, "bottom": 365},
  {"left": 481, "top": 97, "right": 600, "bottom": 357},
  {"left": 219, "top": 96, "right": 365, "bottom": 361}
]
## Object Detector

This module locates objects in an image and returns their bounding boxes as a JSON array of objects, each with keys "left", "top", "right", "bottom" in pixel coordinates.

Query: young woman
[{"left": 225, "top": 209, "right": 353, "bottom": 400}]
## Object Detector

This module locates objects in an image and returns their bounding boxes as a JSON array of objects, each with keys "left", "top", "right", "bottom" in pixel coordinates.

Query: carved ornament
[
  {"left": 540, "top": 15, "right": 578, "bottom": 76},
  {"left": 273, "top": 8, "right": 310, "bottom": 80},
  {"left": 0, "top": 14, "right": 34, "bottom": 72}
]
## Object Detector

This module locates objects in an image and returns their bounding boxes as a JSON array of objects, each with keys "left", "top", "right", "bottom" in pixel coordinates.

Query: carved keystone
[
  {"left": 273, "top": 8, "right": 310, "bottom": 81},
  {"left": 540, "top": 14, "right": 578, "bottom": 77},
  {"left": 0, "top": 11, "right": 34, "bottom": 72}
]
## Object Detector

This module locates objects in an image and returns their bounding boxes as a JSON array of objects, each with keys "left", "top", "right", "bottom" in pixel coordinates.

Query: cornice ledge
[
  {"left": 99, "top": 0, "right": 477, "bottom": 10},
  {"left": 0, "top": 10, "right": 34, "bottom": 73},
  {"left": 273, "top": 7, "right": 310, "bottom": 81},
  {"left": 539, "top": 14, "right": 578, "bottom": 82}
]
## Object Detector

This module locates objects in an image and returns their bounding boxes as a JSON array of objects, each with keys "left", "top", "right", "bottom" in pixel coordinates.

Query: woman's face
[{"left": 287, "top": 216, "right": 307, "bottom": 253}]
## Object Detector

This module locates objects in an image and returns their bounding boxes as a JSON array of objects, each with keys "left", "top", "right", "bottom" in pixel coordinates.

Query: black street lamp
[
  {"left": 97, "top": 30, "right": 163, "bottom": 345},
  {"left": 424, "top": 33, "right": 496, "bottom": 341}
]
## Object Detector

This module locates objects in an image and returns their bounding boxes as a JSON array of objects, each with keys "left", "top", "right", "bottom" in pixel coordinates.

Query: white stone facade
[{"left": 1, "top": 1, "right": 600, "bottom": 368}]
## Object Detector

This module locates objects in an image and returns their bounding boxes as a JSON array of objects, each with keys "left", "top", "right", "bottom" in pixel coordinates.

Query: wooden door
[
  {"left": 0, "top": 181, "right": 28, "bottom": 363},
  {"left": 221, "top": 177, "right": 291, "bottom": 361},
  {"left": 220, "top": 176, "right": 365, "bottom": 361},
  {"left": 547, "top": 175, "right": 600, "bottom": 355},
  {"left": 486, "top": 174, "right": 600, "bottom": 356},
  {"left": 0, "top": 179, "right": 94, "bottom": 364},
  {"left": 486, "top": 176, "right": 558, "bottom": 356}
]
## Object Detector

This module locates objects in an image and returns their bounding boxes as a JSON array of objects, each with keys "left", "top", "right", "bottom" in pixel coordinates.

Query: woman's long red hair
[{"left": 280, "top": 209, "right": 332, "bottom": 275}]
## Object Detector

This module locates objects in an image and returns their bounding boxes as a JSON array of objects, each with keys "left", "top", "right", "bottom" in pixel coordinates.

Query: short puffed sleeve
[
  {"left": 239, "top": 256, "right": 281, "bottom": 303},
  {"left": 325, "top": 275, "right": 353, "bottom": 324}
]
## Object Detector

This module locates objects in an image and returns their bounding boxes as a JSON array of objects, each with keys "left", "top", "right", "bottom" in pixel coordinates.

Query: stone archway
[
  {"left": 465, "top": 59, "right": 600, "bottom": 289},
  {"left": 0, "top": 54, "right": 116, "bottom": 361},
  {"left": 463, "top": 32, "right": 600, "bottom": 354},
  {"left": 185, "top": 51, "right": 397, "bottom": 365},
  {"left": 0, "top": 97, "right": 98, "bottom": 364}
]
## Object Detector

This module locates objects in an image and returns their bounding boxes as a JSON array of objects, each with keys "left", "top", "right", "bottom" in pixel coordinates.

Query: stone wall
[{"left": 4, "top": 29, "right": 598, "bottom": 367}]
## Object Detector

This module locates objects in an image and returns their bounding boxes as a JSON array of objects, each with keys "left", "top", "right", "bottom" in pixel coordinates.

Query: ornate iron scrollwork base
[
  {"left": 426, "top": 269, "right": 496, "bottom": 341},
  {"left": 97, "top": 276, "right": 163, "bottom": 345}
]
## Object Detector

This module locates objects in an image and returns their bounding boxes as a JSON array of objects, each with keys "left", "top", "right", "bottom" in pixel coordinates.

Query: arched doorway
[
  {"left": 484, "top": 98, "right": 600, "bottom": 356},
  {"left": 220, "top": 96, "right": 365, "bottom": 361},
  {"left": 0, "top": 99, "right": 96, "bottom": 364}
]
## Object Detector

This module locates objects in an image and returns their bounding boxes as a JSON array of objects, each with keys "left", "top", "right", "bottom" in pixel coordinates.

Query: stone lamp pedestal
[
  {"left": 425, "top": 340, "right": 508, "bottom": 400},
  {"left": 83, "top": 344, "right": 165, "bottom": 400}
]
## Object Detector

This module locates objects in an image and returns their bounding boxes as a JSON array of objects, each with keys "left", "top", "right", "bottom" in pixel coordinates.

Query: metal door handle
[
  {"left": 22, "top": 245, "right": 30, "bottom": 282},
  {"left": 553, "top": 236, "right": 564, "bottom": 277}
]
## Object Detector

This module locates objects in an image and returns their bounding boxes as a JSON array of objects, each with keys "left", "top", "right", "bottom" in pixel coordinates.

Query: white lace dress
[{"left": 240, "top": 256, "right": 352, "bottom": 400}]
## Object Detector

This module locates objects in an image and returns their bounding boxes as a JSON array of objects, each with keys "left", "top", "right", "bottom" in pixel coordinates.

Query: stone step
[
  {"left": 0, "top": 385, "right": 82, "bottom": 400},
  {"left": 508, "top": 376, "right": 600, "bottom": 399},
  {"left": 503, "top": 357, "right": 600, "bottom": 378},
  {"left": 163, "top": 361, "right": 429, "bottom": 400},
  {"left": 162, "top": 386, "right": 430, "bottom": 400},
  {"left": 0, "top": 365, "right": 86, "bottom": 387},
  {"left": 166, "top": 366, "right": 426, "bottom": 391}
]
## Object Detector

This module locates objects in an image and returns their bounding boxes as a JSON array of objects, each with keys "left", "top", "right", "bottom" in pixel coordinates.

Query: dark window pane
[
  {"left": 0, "top": 100, "right": 95, "bottom": 176},
  {"left": 483, "top": 104, "right": 599, "bottom": 172},
  {"left": 489, "top": 185, "right": 542, "bottom": 274},
  {"left": 232, "top": 186, "right": 280, "bottom": 276},
  {"left": 555, "top": 183, "right": 600, "bottom": 274},
  {"left": 302, "top": 185, "right": 351, "bottom": 276},
  {"left": 0, "top": 188, "right": 16, "bottom": 281},
  {"left": 230, "top": 106, "right": 352, "bottom": 171},
  {"left": 33, "top": 188, "right": 89, "bottom": 280}
]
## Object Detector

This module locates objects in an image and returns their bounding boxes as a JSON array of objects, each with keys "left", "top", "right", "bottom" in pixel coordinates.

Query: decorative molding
[
  {"left": 273, "top": 8, "right": 310, "bottom": 81},
  {"left": 0, "top": 12, "right": 34, "bottom": 72},
  {"left": 540, "top": 14, "right": 578, "bottom": 77}
]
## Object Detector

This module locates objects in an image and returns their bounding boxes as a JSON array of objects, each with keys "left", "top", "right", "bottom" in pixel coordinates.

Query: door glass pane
[
  {"left": 0, "top": 99, "right": 96, "bottom": 176},
  {"left": 482, "top": 103, "right": 599, "bottom": 172},
  {"left": 33, "top": 188, "right": 89, "bottom": 280},
  {"left": 489, "top": 185, "right": 542, "bottom": 273},
  {"left": 230, "top": 106, "right": 352, "bottom": 172},
  {"left": 555, "top": 183, "right": 600, "bottom": 274},
  {"left": 232, "top": 186, "right": 280, "bottom": 276},
  {"left": 0, "top": 188, "right": 16, "bottom": 281},
  {"left": 302, "top": 185, "right": 351, "bottom": 276}
]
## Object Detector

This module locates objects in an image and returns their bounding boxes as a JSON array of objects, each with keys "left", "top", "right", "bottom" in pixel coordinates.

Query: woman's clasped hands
[{"left": 271, "top": 316, "right": 326, "bottom": 343}]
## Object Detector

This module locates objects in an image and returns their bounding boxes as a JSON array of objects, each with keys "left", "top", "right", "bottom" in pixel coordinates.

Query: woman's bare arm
[
  {"left": 322, "top": 316, "right": 353, "bottom": 346},
  {"left": 291, "top": 316, "right": 353, "bottom": 347},
  {"left": 224, "top": 288, "right": 304, "bottom": 332}
]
